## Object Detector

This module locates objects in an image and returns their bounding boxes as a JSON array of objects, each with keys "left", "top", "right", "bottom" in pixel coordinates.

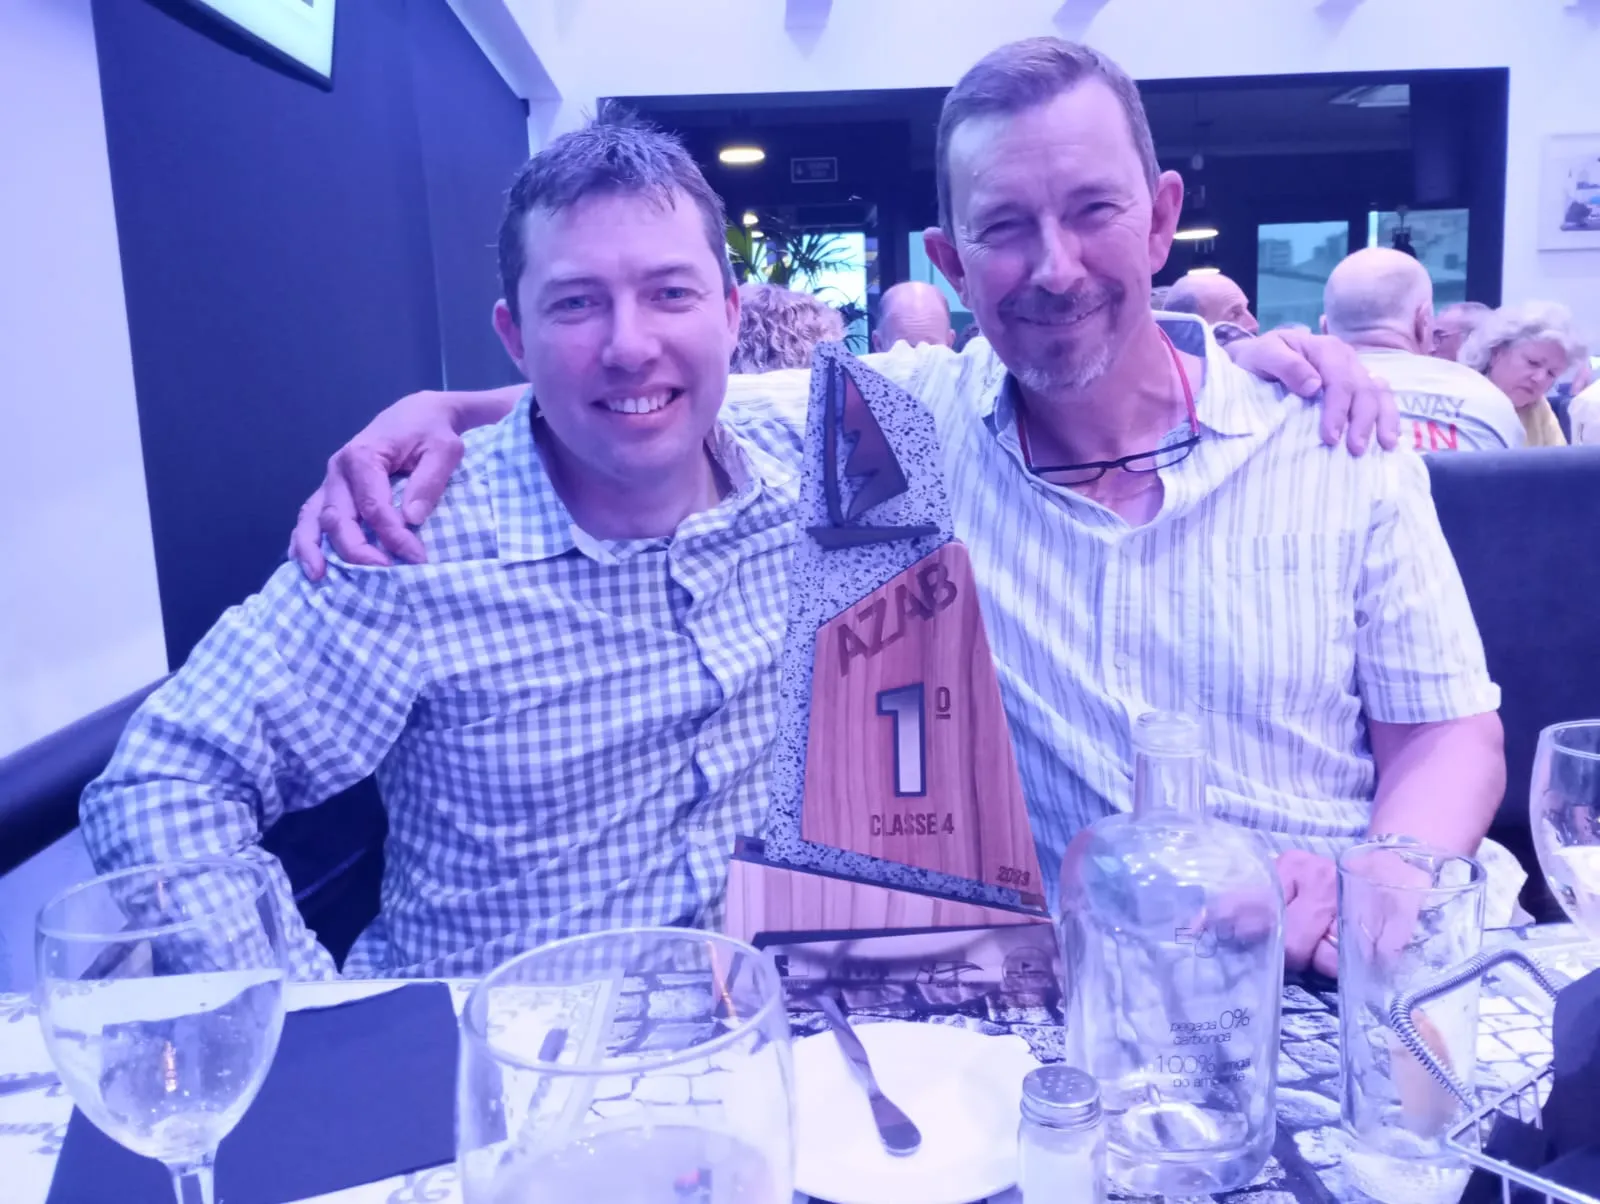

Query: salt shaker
[{"left": 1018, "top": 1065, "right": 1105, "bottom": 1204}]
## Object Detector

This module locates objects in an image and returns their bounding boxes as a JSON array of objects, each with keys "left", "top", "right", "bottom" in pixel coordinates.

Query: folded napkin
[{"left": 46, "top": 982, "right": 458, "bottom": 1204}]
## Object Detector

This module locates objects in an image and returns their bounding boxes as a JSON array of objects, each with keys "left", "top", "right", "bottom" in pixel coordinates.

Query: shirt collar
[
  {"left": 979, "top": 313, "right": 1269, "bottom": 441},
  {"left": 487, "top": 388, "right": 782, "bottom": 564}
]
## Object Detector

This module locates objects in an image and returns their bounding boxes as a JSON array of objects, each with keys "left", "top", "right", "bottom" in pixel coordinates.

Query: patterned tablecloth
[{"left": 1, "top": 926, "right": 1592, "bottom": 1204}]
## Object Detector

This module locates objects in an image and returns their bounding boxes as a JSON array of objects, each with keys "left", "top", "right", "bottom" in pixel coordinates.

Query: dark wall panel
[
  {"left": 93, "top": 0, "right": 525, "bottom": 665},
  {"left": 407, "top": 0, "right": 528, "bottom": 391}
]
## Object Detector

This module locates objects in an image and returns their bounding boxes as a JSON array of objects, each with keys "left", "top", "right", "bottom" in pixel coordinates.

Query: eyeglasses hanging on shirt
[{"left": 1013, "top": 328, "right": 1203, "bottom": 488}]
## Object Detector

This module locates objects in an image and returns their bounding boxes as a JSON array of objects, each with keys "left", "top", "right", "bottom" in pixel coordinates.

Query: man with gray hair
[
  {"left": 1322, "top": 247, "right": 1521, "bottom": 451},
  {"left": 872, "top": 280, "right": 955, "bottom": 350},
  {"left": 1431, "top": 300, "right": 1492, "bottom": 362}
]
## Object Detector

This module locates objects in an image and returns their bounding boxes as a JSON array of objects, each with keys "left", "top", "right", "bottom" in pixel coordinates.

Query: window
[
  {"left": 1256, "top": 221, "right": 1350, "bottom": 331},
  {"left": 789, "top": 231, "right": 869, "bottom": 351},
  {"left": 1367, "top": 209, "right": 1470, "bottom": 307}
]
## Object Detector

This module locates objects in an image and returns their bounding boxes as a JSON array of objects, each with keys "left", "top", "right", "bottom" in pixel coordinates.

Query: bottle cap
[
  {"left": 1132, "top": 711, "right": 1204, "bottom": 758},
  {"left": 1020, "top": 1066, "right": 1101, "bottom": 1129}
]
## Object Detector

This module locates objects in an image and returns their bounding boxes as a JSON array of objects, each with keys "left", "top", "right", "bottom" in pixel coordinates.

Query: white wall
[
  {"left": 500, "top": 0, "right": 1600, "bottom": 342},
  {"left": 0, "top": 0, "right": 167, "bottom": 757}
]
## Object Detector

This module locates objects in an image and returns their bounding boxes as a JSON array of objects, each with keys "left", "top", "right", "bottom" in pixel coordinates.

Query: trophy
[{"left": 724, "top": 343, "right": 1050, "bottom": 941}]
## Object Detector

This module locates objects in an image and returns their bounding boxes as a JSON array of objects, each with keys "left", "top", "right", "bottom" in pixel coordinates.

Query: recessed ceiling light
[
  {"left": 1172, "top": 226, "right": 1220, "bottom": 242},
  {"left": 1186, "top": 266, "right": 1222, "bottom": 277},
  {"left": 741, "top": 211, "right": 759, "bottom": 226},
  {"left": 749, "top": 229, "right": 765, "bottom": 240},
  {"left": 719, "top": 145, "right": 765, "bottom": 166}
]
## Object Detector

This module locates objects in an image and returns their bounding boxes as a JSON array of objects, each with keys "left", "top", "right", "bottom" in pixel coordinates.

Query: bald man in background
[
  {"left": 872, "top": 280, "right": 956, "bottom": 350},
  {"left": 1163, "top": 271, "right": 1259, "bottom": 335},
  {"left": 1323, "top": 248, "right": 1521, "bottom": 452}
]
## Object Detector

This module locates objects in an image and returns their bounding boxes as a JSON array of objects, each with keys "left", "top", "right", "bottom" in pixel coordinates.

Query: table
[{"left": 2, "top": 926, "right": 1590, "bottom": 1204}]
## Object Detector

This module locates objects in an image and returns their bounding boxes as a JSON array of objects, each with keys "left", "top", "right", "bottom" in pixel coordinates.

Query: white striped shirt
[{"left": 731, "top": 315, "right": 1498, "bottom": 887}]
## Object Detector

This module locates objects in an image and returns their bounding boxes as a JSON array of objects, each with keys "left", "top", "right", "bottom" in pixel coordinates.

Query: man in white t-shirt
[{"left": 1323, "top": 248, "right": 1523, "bottom": 452}]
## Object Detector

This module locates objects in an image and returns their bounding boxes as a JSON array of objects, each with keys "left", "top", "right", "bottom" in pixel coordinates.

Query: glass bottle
[
  {"left": 1058, "top": 712, "right": 1284, "bottom": 1196},
  {"left": 1018, "top": 1065, "right": 1105, "bottom": 1204}
]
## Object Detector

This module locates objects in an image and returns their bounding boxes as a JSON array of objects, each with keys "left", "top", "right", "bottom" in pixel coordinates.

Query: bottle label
[
  {"left": 1149, "top": 1052, "right": 1254, "bottom": 1090},
  {"left": 1168, "top": 1007, "right": 1253, "bottom": 1046}
]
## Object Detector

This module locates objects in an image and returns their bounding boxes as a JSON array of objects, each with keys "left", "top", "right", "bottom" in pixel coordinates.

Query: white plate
[{"left": 793, "top": 1020, "right": 1039, "bottom": 1204}]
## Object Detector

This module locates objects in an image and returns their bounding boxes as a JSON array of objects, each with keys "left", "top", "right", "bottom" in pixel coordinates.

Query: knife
[{"left": 817, "top": 994, "right": 922, "bottom": 1156}]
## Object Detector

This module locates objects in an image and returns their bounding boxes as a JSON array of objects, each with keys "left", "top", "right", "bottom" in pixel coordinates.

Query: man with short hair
[
  {"left": 918, "top": 40, "right": 1504, "bottom": 974},
  {"left": 82, "top": 115, "right": 803, "bottom": 979},
  {"left": 872, "top": 280, "right": 956, "bottom": 350},
  {"left": 1323, "top": 247, "right": 1522, "bottom": 451},
  {"left": 288, "top": 47, "right": 1434, "bottom": 978},
  {"left": 1163, "top": 271, "right": 1259, "bottom": 335},
  {"left": 1432, "top": 300, "right": 1492, "bottom": 362}
]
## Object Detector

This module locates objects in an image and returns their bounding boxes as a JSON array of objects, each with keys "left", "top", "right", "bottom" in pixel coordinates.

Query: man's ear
[
  {"left": 923, "top": 227, "right": 972, "bottom": 310},
  {"left": 1415, "top": 305, "right": 1434, "bottom": 352},
  {"left": 725, "top": 279, "right": 742, "bottom": 341},
  {"left": 493, "top": 300, "right": 526, "bottom": 370},
  {"left": 1148, "top": 170, "right": 1186, "bottom": 273},
  {"left": 943, "top": 328, "right": 956, "bottom": 347},
  {"left": 871, "top": 329, "right": 886, "bottom": 352},
  {"left": 1319, "top": 314, "right": 1329, "bottom": 335}
]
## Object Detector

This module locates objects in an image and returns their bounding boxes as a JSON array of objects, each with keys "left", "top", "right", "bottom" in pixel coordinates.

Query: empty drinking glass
[
  {"left": 457, "top": 927, "right": 795, "bottom": 1204},
  {"left": 1531, "top": 720, "right": 1600, "bottom": 941},
  {"left": 1337, "top": 840, "right": 1485, "bottom": 1204},
  {"left": 35, "top": 858, "right": 289, "bottom": 1204}
]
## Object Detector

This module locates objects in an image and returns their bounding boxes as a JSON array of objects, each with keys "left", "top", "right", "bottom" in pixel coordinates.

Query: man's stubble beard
[{"left": 1011, "top": 331, "right": 1116, "bottom": 396}]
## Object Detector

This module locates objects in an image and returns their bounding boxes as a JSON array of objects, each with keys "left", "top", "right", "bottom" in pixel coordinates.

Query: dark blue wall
[{"left": 92, "top": 0, "right": 527, "bottom": 665}]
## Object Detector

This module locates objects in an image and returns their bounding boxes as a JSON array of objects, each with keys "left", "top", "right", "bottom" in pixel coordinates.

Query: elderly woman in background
[
  {"left": 731, "top": 282, "right": 845, "bottom": 374},
  {"left": 1459, "top": 302, "right": 1586, "bottom": 447}
]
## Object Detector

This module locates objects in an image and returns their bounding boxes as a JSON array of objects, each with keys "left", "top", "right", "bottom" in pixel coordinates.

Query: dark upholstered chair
[
  {"left": 1425, "top": 446, "right": 1600, "bottom": 917},
  {"left": 0, "top": 680, "right": 384, "bottom": 966},
  {"left": 0, "top": 681, "right": 166, "bottom": 879}
]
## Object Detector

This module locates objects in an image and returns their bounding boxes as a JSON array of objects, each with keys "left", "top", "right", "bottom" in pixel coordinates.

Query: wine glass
[
  {"left": 457, "top": 927, "right": 794, "bottom": 1204},
  {"left": 1531, "top": 720, "right": 1600, "bottom": 940},
  {"left": 35, "top": 859, "right": 289, "bottom": 1204}
]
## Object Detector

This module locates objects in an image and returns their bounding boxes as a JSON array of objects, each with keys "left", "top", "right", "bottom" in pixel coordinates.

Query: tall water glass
[
  {"left": 1531, "top": 720, "right": 1600, "bottom": 940},
  {"left": 35, "top": 859, "right": 288, "bottom": 1204},
  {"left": 457, "top": 927, "right": 794, "bottom": 1204},
  {"left": 1337, "top": 841, "right": 1485, "bottom": 1204}
]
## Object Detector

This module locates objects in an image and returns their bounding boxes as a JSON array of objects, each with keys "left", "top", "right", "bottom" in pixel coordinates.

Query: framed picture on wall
[
  {"left": 181, "top": 0, "right": 337, "bottom": 85},
  {"left": 1539, "top": 134, "right": 1600, "bottom": 251}
]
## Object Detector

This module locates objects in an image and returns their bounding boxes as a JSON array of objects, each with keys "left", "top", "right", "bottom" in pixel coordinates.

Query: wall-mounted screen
[{"left": 183, "top": 0, "right": 336, "bottom": 83}]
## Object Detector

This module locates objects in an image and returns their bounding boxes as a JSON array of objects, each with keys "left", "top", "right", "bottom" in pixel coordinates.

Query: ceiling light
[
  {"left": 719, "top": 145, "right": 765, "bottom": 166},
  {"left": 1186, "top": 266, "right": 1221, "bottom": 277},
  {"left": 741, "top": 211, "right": 759, "bottom": 227},
  {"left": 749, "top": 229, "right": 765, "bottom": 240},
  {"left": 1172, "top": 225, "right": 1220, "bottom": 242}
]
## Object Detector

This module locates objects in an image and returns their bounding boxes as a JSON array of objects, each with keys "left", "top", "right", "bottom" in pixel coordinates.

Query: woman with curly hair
[
  {"left": 1459, "top": 301, "right": 1587, "bottom": 447},
  {"left": 730, "top": 283, "right": 845, "bottom": 373}
]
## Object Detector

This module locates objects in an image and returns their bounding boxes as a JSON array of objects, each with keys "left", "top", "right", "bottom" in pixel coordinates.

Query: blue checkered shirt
[{"left": 80, "top": 391, "right": 800, "bottom": 980}]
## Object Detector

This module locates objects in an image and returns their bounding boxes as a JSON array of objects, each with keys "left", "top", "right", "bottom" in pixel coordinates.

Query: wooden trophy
[{"left": 724, "top": 343, "right": 1050, "bottom": 943}]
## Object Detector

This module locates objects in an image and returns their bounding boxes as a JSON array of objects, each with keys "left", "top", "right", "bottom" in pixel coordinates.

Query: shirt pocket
[{"left": 1187, "top": 531, "right": 1360, "bottom": 717}]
